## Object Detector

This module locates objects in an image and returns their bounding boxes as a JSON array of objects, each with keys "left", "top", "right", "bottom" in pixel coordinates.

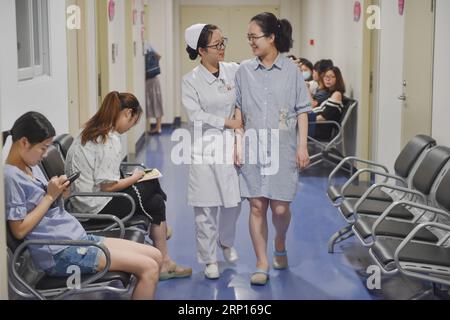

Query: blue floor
[{"left": 136, "top": 128, "right": 431, "bottom": 300}]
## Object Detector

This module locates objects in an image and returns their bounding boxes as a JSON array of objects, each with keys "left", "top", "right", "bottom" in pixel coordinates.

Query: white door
[
  {"left": 400, "top": 0, "right": 435, "bottom": 146},
  {"left": 66, "top": 0, "right": 81, "bottom": 137}
]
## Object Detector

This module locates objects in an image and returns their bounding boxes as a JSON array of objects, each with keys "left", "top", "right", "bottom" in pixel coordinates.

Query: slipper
[
  {"left": 250, "top": 268, "right": 270, "bottom": 286},
  {"left": 166, "top": 226, "right": 173, "bottom": 241},
  {"left": 159, "top": 264, "right": 192, "bottom": 281},
  {"left": 273, "top": 248, "right": 288, "bottom": 270}
]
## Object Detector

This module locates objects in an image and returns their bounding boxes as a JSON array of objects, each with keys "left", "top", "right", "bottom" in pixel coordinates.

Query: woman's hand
[
  {"left": 225, "top": 119, "right": 243, "bottom": 130},
  {"left": 296, "top": 146, "right": 310, "bottom": 171},
  {"left": 131, "top": 168, "right": 145, "bottom": 183},
  {"left": 46, "top": 176, "right": 70, "bottom": 201}
]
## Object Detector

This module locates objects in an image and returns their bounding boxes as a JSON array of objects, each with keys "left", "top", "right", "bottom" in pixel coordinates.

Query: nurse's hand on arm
[
  {"left": 233, "top": 108, "right": 244, "bottom": 166},
  {"left": 9, "top": 176, "right": 70, "bottom": 240},
  {"left": 297, "top": 113, "right": 310, "bottom": 170},
  {"left": 100, "top": 169, "right": 145, "bottom": 193}
]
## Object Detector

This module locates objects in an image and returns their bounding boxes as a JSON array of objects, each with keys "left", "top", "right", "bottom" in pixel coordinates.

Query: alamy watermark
[
  {"left": 66, "top": 265, "right": 82, "bottom": 290},
  {"left": 366, "top": 265, "right": 382, "bottom": 290},
  {"left": 170, "top": 121, "right": 280, "bottom": 176}
]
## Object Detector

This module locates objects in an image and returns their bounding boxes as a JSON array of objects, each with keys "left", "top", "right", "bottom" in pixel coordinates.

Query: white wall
[
  {"left": 0, "top": 0, "right": 69, "bottom": 139},
  {"left": 432, "top": 0, "right": 450, "bottom": 147},
  {"left": 298, "top": 0, "right": 365, "bottom": 156}
]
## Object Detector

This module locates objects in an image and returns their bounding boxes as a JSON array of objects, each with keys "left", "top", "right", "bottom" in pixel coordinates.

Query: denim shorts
[{"left": 45, "top": 235, "right": 105, "bottom": 277}]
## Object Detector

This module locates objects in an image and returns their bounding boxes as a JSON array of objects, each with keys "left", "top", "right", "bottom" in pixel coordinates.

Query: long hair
[
  {"left": 251, "top": 12, "right": 293, "bottom": 53},
  {"left": 322, "top": 66, "right": 346, "bottom": 94},
  {"left": 81, "top": 91, "right": 142, "bottom": 145},
  {"left": 3, "top": 111, "right": 55, "bottom": 146}
]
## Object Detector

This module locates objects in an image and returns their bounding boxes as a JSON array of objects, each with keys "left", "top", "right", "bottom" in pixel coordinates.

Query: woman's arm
[
  {"left": 100, "top": 169, "right": 145, "bottom": 193},
  {"left": 9, "top": 176, "right": 69, "bottom": 240},
  {"left": 296, "top": 113, "right": 310, "bottom": 170},
  {"left": 182, "top": 79, "right": 242, "bottom": 130},
  {"left": 316, "top": 92, "right": 343, "bottom": 122}
]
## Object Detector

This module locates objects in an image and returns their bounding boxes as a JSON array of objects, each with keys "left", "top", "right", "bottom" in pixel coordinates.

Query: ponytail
[
  {"left": 81, "top": 91, "right": 142, "bottom": 145},
  {"left": 3, "top": 112, "right": 55, "bottom": 147},
  {"left": 2, "top": 130, "right": 11, "bottom": 145},
  {"left": 251, "top": 13, "right": 293, "bottom": 53}
]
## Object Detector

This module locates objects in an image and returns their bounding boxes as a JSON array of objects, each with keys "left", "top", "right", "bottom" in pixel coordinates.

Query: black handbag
[{"left": 145, "top": 50, "right": 161, "bottom": 79}]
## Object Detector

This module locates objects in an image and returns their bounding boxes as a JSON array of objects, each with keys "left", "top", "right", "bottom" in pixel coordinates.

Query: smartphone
[{"left": 67, "top": 171, "right": 81, "bottom": 184}]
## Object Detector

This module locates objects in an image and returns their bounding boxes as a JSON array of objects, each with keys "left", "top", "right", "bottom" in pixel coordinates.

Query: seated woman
[
  {"left": 65, "top": 91, "right": 191, "bottom": 281},
  {"left": 309, "top": 66, "right": 346, "bottom": 140},
  {"left": 4, "top": 112, "right": 162, "bottom": 300},
  {"left": 310, "top": 59, "right": 334, "bottom": 99},
  {"left": 299, "top": 58, "right": 314, "bottom": 83}
]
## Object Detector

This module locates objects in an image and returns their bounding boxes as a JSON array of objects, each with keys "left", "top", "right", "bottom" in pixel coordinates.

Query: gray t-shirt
[
  {"left": 65, "top": 132, "right": 122, "bottom": 214},
  {"left": 4, "top": 164, "right": 87, "bottom": 270}
]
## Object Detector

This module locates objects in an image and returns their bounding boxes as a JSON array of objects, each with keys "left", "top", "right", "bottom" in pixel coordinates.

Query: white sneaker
[
  {"left": 204, "top": 263, "right": 220, "bottom": 279},
  {"left": 222, "top": 246, "right": 239, "bottom": 263}
]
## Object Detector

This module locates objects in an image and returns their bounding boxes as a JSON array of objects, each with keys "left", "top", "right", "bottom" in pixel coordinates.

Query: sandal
[
  {"left": 250, "top": 268, "right": 270, "bottom": 286},
  {"left": 159, "top": 264, "right": 192, "bottom": 281},
  {"left": 273, "top": 248, "right": 288, "bottom": 270}
]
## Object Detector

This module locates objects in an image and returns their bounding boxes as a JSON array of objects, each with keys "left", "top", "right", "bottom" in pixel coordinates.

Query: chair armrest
[
  {"left": 309, "top": 120, "right": 341, "bottom": 129},
  {"left": 65, "top": 192, "right": 136, "bottom": 231},
  {"left": 120, "top": 162, "right": 146, "bottom": 170},
  {"left": 353, "top": 181, "right": 418, "bottom": 222},
  {"left": 373, "top": 201, "right": 450, "bottom": 237},
  {"left": 71, "top": 213, "right": 125, "bottom": 238},
  {"left": 328, "top": 156, "right": 389, "bottom": 190},
  {"left": 342, "top": 168, "right": 407, "bottom": 201},
  {"left": 394, "top": 222, "right": 450, "bottom": 286},
  {"left": 11, "top": 239, "right": 111, "bottom": 300},
  {"left": 370, "top": 195, "right": 434, "bottom": 239}
]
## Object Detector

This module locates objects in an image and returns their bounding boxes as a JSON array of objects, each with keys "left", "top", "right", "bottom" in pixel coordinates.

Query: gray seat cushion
[
  {"left": 354, "top": 215, "right": 438, "bottom": 243},
  {"left": 36, "top": 271, "right": 131, "bottom": 291},
  {"left": 327, "top": 182, "right": 391, "bottom": 202},
  {"left": 371, "top": 237, "right": 450, "bottom": 270},
  {"left": 340, "top": 199, "right": 414, "bottom": 220}
]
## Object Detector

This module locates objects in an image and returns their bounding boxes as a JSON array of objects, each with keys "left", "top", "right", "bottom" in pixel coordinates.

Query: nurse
[
  {"left": 182, "top": 23, "right": 243, "bottom": 279},
  {"left": 235, "top": 13, "right": 312, "bottom": 285}
]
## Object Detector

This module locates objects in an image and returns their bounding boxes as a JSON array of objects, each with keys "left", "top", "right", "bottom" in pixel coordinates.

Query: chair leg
[{"left": 328, "top": 225, "right": 355, "bottom": 253}]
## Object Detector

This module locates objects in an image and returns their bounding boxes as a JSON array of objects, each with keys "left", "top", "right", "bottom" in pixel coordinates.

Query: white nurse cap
[{"left": 185, "top": 23, "right": 207, "bottom": 50}]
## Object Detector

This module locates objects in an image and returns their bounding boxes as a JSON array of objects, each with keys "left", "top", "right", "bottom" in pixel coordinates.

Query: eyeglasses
[
  {"left": 206, "top": 38, "right": 228, "bottom": 51},
  {"left": 323, "top": 75, "right": 336, "bottom": 80},
  {"left": 246, "top": 34, "right": 266, "bottom": 43}
]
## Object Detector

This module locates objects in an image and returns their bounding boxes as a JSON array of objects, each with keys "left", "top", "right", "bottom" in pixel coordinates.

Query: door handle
[{"left": 398, "top": 95, "right": 406, "bottom": 101}]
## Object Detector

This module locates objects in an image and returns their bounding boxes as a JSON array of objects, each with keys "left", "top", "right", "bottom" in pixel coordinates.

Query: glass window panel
[{"left": 16, "top": 0, "right": 31, "bottom": 69}]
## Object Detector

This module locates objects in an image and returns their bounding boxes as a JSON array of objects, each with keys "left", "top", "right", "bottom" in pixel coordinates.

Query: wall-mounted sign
[
  {"left": 108, "top": 0, "right": 115, "bottom": 22},
  {"left": 354, "top": 1, "right": 361, "bottom": 22},
  {"left": 398, "top": 0, "right": 405, "bottom": 16}
]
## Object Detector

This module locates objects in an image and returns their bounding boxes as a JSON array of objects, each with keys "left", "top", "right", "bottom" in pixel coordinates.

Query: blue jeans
[{"left": 45, "top": 235, "right": 105, "bottom": 277}]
